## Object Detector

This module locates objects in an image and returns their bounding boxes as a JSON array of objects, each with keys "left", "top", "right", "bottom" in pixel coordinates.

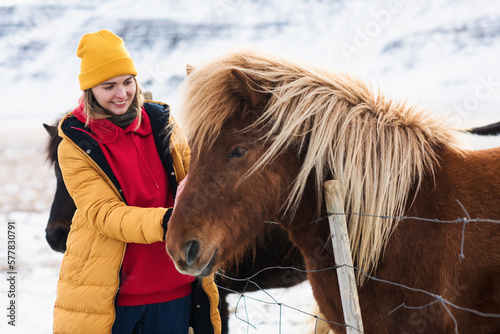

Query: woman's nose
[{"left": 115, "top": 86, "right": 127, "bottom": 98}]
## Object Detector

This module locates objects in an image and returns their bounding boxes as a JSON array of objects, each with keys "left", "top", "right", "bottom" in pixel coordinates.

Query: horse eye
[{"left": 228, "top": 146, "right": 248, "bottom": 159}]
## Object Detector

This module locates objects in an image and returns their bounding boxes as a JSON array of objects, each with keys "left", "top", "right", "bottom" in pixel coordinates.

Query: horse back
[
  {"left": 434, "top": 146, "right": 500, "bottom": 219},
  {"left": 377, "top": 146, "right": 500, "bottom": 333}
]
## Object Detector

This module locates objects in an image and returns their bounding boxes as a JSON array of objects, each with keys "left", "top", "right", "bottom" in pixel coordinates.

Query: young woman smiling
[
  {"left": 92, "top": 75, "right": 135, "bottom": 114},
  {"left": 53, "top": 29, "right": 221, "bottom": 334}
]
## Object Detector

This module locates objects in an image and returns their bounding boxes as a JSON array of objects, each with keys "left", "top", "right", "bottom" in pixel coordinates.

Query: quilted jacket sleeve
[{"left": 58, "top": 139, "right": 167, "bottom": 244}]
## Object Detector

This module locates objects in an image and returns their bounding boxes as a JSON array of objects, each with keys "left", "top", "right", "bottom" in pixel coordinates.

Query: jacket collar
[{"left": 72, "top": 103, "right": 152, "bottom": 144}]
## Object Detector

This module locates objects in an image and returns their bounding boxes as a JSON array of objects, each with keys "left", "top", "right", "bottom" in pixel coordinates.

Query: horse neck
[{"left": 276, "top": 169, "right": 333, "bottom": 263}]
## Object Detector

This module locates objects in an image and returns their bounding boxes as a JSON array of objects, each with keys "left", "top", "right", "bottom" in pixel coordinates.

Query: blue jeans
[{"left": 112, "top": 295, "right": 191, "bottom": 334}]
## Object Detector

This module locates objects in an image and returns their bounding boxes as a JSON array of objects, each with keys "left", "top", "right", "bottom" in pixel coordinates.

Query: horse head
[
  {"left": 166, "top": 50, "right": 459, "bottom": 283},
  {"left": 166, "top": 66, "right": 304, "bottom": 277},
  {"left": 44, "top": 122, "right": 74, "bottom": 252}
]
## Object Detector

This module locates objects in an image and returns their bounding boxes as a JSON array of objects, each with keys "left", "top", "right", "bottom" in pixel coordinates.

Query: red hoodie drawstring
[{"left": 131, "top": 133, "right": 160, "bottom": 189}]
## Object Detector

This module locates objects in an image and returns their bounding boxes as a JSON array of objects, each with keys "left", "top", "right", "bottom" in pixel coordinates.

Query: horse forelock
[{"left": 179, "top": 49, "right": 461, "bottom": 284}]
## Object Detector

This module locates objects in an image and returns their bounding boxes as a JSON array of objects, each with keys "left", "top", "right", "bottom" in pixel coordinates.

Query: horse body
[
  {"left": 165, "top": 50, "right": 500, "bottom": 333},
  {"left": 292, "top": 146, "right": 500, "bottom": 333}
]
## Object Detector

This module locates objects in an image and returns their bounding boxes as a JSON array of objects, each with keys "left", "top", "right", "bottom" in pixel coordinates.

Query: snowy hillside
[
  {"left": 2, "top": 0, "right": 500, "bottom": 127},
  {"left": 0, "top": 0, "right": 499, "bottom": 333}
]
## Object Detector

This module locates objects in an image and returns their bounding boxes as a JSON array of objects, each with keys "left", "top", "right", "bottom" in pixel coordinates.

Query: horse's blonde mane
[{"left": 179, "top": 50, "right": 460, "bottom": 284}]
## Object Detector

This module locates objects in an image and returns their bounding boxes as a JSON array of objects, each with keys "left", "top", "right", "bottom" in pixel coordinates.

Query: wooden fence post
[{"left": 324, "top": 180, "right": 364, "bottom": 333}]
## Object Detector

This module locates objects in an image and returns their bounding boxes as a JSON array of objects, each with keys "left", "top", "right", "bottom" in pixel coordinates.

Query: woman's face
[{"left": 91, "top": 75, "right": 136, "bottom": 115}]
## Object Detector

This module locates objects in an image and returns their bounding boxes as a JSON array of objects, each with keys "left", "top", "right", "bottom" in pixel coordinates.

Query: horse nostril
[{"left": 185, "top": 240, "right": 200, "bottom": 266}]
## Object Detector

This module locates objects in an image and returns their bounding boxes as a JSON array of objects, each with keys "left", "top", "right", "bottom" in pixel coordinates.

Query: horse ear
[
  {"left": 230, "top": 69, "right": 267, "bottom": 110},
  {"left": 43, "top": 123, "right": 56, "bottom": 135},
  {"left": 186, "top": 64, "right": 195, "bottom": 76}
]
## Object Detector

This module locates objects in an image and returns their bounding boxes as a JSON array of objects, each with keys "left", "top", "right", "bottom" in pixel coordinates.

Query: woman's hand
[{"left": 174, "top": 174, "right": 188, "bottom": 208}]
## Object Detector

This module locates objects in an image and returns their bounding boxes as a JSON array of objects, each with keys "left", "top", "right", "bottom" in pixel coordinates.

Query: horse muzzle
[
  {"left": 45, "top": 225, "right": 69, "bottom": 253},
  {"left": 167, "top": 238, "right": 219, "bottom": 277}
]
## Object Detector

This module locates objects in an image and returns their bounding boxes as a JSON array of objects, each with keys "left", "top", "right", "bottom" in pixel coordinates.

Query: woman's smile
[{"left": 91, "top": 75, "right": 136, "bottom": 115}]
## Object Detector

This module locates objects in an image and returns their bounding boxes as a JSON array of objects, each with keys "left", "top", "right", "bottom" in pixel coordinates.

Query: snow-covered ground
[{"left": 1, "top": 0, "right": 500, "bottom": 333}]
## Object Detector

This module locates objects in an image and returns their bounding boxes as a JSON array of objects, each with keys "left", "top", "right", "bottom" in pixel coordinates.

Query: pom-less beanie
[{"left": 77, "top": 29, "right": 137, "bottom": 91}]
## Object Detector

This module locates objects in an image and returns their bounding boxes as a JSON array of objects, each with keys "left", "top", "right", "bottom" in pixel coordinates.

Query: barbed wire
[
  {"left": 228, "top": 208, "right": 500, "bottom": 333},
  {"left": 265, "top": 212, "right": 500, "bottom": 227},
  {"left": 216, "top": 275, "right": 355, "bottom": 333},
  {"left": 217, "top": 262, "right": 500, "bottom": 333}
]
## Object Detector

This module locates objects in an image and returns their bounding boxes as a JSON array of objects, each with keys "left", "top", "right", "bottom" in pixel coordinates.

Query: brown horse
[
  {"left": 43, "top": 120, "right": 308, "bottom": 334},
  {"left": 165, "top": 50, "right": 500, "bottom": 333}
]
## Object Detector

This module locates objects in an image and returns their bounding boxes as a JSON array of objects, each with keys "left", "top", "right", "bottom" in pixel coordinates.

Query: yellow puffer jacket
[{"left": 53, "top": 102, "right": 221, "bottom": 334}]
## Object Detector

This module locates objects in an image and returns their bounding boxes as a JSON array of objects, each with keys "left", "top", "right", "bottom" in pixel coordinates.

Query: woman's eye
[
  {"left": 228, "top": 146, "right": 248, "bottom": 159},
  {"left": 104, "top": 86, "right": 113, "bottom": 90}
]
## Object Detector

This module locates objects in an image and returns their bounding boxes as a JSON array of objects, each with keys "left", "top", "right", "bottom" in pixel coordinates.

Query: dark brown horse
[
  {"left": 43, "top": 121, "right": 307, "bottom": 334},
  {"left": 165, "top": 50, "right": 500, "bottom": 333},
  {"left": 44, "top": 123, "right": 75, "bottom": 253}
]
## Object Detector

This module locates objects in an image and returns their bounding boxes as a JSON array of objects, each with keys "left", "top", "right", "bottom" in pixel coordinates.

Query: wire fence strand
[{"left": 222, "top": 209, "right": 500, "bottom": 333}]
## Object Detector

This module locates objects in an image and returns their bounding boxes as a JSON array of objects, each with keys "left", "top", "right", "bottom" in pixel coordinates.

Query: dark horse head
[{"left": 43, "top": 122, "right": 75, "bottom": 252}]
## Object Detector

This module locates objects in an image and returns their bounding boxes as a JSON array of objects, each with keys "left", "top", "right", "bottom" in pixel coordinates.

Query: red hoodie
[{"left": 73, "top": 105, "right": 194, "bottom": 306}]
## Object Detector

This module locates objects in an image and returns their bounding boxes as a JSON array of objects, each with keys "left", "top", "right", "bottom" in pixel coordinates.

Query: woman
[{"left": 53, "top": 29, "right": 220, "bottom": 334}]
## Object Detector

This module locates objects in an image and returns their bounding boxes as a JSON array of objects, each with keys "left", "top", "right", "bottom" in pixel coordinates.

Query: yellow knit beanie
[{"left": 77, "top": 29, "right": 137, "bottom": 91}]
